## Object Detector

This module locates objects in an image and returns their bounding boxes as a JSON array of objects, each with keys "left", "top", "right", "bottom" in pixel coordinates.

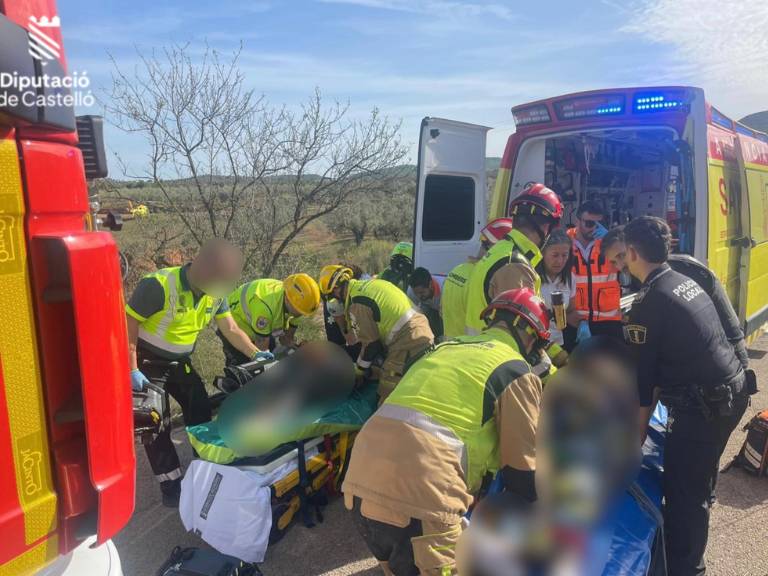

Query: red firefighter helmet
[
  {"left": 480, "top": 218, "right": 514, "bottom": 247},
  {"left": 509, "top": 182, "right": 563, "bottom": 224},
  {"left": 481, "top": 287, "right": 551, "bottom": 341}
]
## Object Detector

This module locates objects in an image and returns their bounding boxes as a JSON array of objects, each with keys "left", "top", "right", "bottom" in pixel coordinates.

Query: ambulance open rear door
[{"left": 413, "top": 118, "right": 490, "bottom": 279}]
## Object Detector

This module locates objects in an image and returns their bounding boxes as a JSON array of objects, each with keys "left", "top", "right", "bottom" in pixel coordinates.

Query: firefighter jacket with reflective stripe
[
  {"left": 441, "top": 260, "right": 475, "bottom": 338},
  {"left": 228, "top": 279, "right": 294, "bottom": 340},
  {"left": 134, "top": 266, "right": 225, "bottom": 358},
  {"left": 342, "top": 327, "right": 542, "bottom": 524},
  {"left": 568, "top": 229, "right": 621, "bottom": 322},
  {"left": 345, "top": 278, "right": 416, "bottom": 345},
  {"left": 465, "top": 229, "right": 542, "bottom": 334},
  {"left": 387, "top": 327, "right": 535, "bottom": 492}
]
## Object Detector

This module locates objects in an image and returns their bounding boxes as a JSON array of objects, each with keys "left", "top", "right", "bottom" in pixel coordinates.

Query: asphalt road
[{"left": 115, "top": 336, "right": 768, "bottom": 576}]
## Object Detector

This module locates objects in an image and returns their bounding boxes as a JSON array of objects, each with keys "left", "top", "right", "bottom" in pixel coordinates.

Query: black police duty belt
[{"left": 660, "top": 369, "right": 748, "bottom": 417}]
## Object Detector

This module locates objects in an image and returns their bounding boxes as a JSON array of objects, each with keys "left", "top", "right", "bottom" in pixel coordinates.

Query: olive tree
[{"left": 107, "top": 44, "right": 407, "bottom": 275}]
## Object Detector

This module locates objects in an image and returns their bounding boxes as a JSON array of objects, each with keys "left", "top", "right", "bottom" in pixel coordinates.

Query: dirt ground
[{"left": 115, "top": 336, "right": 768, "bottom": 576}]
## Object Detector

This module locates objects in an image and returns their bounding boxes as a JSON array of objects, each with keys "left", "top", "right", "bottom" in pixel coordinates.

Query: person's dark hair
[
  {"left": 340, "top": 262, "right": 364, "bottom": 279},
  {"left": 409, "top": 267, "right": 432, "bottom": 289},
  {"left": 624, "top": 216, "right": 671, "bottom": 263},
  {"left": 536, "top": 228, "right": 572, "bottom": 286},
  {"left": 576, "top": 200, "right": 606, "bottom": 218},
  {"left": 601, "top": 225, "right": 625, "bottom": 252}
]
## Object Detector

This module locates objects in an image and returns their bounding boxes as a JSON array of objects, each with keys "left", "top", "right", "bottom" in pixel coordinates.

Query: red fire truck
[{"left": 0, "top": 1, "right": 134, "bottom": 574}]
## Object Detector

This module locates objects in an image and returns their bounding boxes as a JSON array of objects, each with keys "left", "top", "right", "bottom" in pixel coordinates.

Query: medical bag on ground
[
  {"left": 154, "top": 546, "right": 261, "bottom": 576},
  {"left": 723, "top": 408, "right": 768, "bottom": 477}
]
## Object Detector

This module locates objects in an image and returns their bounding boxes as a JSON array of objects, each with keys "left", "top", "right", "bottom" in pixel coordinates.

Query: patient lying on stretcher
[{"left": 187, "top": 341, "right": 378, "bottom": 464}]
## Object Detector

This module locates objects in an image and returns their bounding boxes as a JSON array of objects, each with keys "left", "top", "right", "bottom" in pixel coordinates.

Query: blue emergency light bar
[
  {"left": 634, "top": 93, "right": 685, "bottom": 112},
  {"left": 553, "top": 95, "right": 625, "bottom": 121},
  {"left": 597, "top": 106, "right": 623, "bottom": 114}
]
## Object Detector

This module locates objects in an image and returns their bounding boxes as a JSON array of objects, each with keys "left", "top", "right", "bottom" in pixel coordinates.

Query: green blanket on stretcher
[{"left": 187, "top": 382, "right": 378, "bottom": 465}]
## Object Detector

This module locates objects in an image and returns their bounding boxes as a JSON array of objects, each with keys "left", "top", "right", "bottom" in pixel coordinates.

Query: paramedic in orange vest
[{"left": 565, "top": 201, "right": 623, "bottom": 349}]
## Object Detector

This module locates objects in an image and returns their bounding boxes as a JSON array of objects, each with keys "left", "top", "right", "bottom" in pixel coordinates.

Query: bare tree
[{"left": 107, "top": 44, "right": 407, "bottom": 275}]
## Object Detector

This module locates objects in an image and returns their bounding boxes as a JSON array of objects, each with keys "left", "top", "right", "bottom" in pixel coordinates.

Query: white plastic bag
[{"left": 180, "top": 460, "right": 273, "bottom": 563}]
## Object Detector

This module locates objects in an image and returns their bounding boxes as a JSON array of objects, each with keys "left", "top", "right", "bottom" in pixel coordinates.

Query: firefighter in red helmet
[
  {"left": 343, "top": 288, "right": 548, "bottom": 575},
  {"left": 464, "top": 182, "right": 563, "bottom": 340}
]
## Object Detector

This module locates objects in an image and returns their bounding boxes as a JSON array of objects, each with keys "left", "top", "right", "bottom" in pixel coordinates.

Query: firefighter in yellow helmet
[
  {"left": 221, "top": 273, "right": 321, "bottom": 365},
  {"left": 319, "top": 264, "right": 434, "bottom": 401}
]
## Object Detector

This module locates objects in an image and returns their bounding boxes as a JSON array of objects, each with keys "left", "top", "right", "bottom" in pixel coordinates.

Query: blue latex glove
[
  {"left": 576, "top": 320, "right": 592, "bottom": 343},
  {"left": 252, "top": 351, "right": 275, "bottom": 362},
  {"left": 130, "top": 369, "right": 149, "bottom": 392},
  {"left": 594, "top": 222, "right": 608, "bottom": 239}
]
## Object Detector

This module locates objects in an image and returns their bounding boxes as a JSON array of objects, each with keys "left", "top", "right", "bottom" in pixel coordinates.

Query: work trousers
[
  {"left": 140, "top": 351, "right": 212, "bottom": 493},
  {"left": 663, "top": 395, "right": 748, "bottom": 575},
  {"left": 349, "top": 497, "right": 460, "bottom": 576}
]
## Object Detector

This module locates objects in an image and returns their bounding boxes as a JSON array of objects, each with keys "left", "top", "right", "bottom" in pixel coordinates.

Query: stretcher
[
  {"left": 180, "top": 428, "right": 359, "bottom": 563},
  {"left": 180, "top": 346, "right": 377, "bottom": 563}
]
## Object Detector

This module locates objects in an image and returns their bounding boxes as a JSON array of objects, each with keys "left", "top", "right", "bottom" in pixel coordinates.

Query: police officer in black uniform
[
  {"left": 666, "top": 253, "right": 750, "bottom": 372},
  {"left": 622, "top": 216, "right": 753, "bottom": 576},
  {"left": 601, "top": 227, "right": 752, "bottom": 372}
]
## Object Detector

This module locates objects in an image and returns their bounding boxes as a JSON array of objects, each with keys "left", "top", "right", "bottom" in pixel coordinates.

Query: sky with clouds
[{"left": 57, "top": 0, "right": 768, "bottom": 173}]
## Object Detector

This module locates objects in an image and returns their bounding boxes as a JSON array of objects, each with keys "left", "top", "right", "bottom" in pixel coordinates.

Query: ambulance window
[{"left": 422, "top": 175, "right": 475, "bottom": 241}]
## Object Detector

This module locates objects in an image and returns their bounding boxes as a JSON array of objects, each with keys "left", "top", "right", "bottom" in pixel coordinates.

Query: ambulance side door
[
  {"left": 413, "top": 117, "right": 490, "bottom": 279},
  {"left": 736, "top": 131, "right": 768, "bottom": 338}
]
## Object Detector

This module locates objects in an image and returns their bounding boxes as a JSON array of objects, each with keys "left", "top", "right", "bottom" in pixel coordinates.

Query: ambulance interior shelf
[{"left": 539, "top": 129, "right": 695, "bottom": 255}]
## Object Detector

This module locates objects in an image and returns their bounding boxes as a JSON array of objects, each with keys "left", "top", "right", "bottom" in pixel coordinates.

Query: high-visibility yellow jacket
[
  {"left": 342, "top": 327, "right": 542, "bottom": 524},
  {"left": 228, "top": 279, "right": 298, "bottom": 341},
  {"left": 345, "top": 278, "right": 416, "bottom": 345},
  {"left": 441, "top": 260, "right": 475, "bottom": 338},
  {"left": 464, "top": 229, "right": 542, "bottom": 335},
  {"left": 126, "top": 266, "right": 229, "bottom": 358}
]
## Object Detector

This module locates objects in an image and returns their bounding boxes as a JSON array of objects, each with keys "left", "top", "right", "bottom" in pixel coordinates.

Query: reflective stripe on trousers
[
  {"left": 155, "top": 467, "right": 183, "bottom": 482},
  {"left": 377, "top": 404, "right": 467, "bottom": 478}
]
